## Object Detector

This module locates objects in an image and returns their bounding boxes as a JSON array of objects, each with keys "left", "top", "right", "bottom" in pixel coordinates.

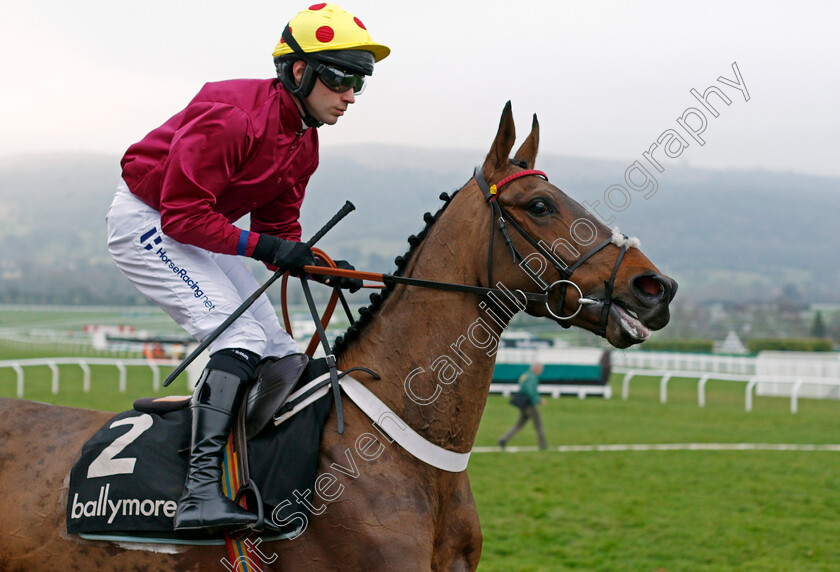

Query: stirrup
[{"left": 234, "top": 479, "right": 265, "bottom": 533}]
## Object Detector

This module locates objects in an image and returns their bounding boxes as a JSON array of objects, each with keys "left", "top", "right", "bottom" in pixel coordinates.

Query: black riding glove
[
  {"left": 311, "top": 259, "right": 363, "bottom": 293},
  {"left": 251, "top": 234, "right": 315, "bottom": 275}
]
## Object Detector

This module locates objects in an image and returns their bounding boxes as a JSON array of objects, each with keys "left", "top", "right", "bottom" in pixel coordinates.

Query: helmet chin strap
[
  {"left": 280, "top": 70, "right": 323, "bottom": 128},
  {"left": 296, "top": 95, "right": 323, "bottom": 129}
]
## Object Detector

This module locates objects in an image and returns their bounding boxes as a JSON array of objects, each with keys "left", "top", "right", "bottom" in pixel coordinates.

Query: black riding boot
[{"left": 173, "top": 368, "right": 257, "bottom": 531}]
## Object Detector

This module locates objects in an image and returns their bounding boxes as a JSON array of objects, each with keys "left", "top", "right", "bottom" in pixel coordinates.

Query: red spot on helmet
[
  {"left": 280, "top": 26, "right": 292, "bottom": 43},
  {"left": 315, "top": 25, "right": 334, "bottom": 43},
  {"left": 354, "top": 17, "right": 367, "bottom": 30},
  {"left": 309, "top": 3, "right": 326, "bottom": 10}
]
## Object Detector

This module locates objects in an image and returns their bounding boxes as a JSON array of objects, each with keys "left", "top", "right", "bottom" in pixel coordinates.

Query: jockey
[{"left": 106, "top": 3, "right": 389, "bottom": 532}]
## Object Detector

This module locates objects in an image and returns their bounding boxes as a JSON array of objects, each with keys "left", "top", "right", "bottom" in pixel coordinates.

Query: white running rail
[
  {"left": 0, "top": 358, "right": 180, "bottom": 398},
  {"left": 615, "top": 367, "right": 840, "bottom": 414}
]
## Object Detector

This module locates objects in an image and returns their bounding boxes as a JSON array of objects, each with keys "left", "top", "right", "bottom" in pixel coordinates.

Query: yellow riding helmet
[{"left": 272, "top": 3, "right": 390, "bottom": 63}]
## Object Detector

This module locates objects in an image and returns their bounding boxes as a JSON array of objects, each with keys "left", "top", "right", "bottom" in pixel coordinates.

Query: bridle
[
  {"left": 301, "top": 161, "right": 633, "bottom": 338},
  {"left": 474, "top": 160, "right": 630, "bottom": 337},
  {"left": 290, "top": 163, "right": 633, "bottom": 434}
]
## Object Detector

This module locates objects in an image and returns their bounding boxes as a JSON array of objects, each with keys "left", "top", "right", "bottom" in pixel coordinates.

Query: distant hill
[{"left": 0, "top": 147, "right": 837, "bottom": 304}]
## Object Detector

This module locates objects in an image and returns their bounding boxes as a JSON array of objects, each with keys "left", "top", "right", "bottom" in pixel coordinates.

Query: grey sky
[{"left": 3, "top": 0, "right": 838, "bottom": 177}]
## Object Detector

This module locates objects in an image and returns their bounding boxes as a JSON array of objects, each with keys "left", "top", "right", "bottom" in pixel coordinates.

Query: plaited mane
[{"left": 332, "top": 185, "right": 466, "bottom": 357}]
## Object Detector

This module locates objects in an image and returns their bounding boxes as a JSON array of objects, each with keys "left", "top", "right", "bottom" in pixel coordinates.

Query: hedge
[
  {"left": 746, "top": 338, "right": 834, "bottom": 353},
  {"left": 638, "top": 339, "right": 714, "bottom": 353}
]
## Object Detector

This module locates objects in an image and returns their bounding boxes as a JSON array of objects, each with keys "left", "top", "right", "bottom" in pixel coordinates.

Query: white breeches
[{"left": 106, "top": 180, "right": 297, "bottom": 359}]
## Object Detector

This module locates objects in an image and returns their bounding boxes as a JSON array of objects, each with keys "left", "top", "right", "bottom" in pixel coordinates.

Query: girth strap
[{"left": 299, "top": 277, "right": 344, "bottom": 434}]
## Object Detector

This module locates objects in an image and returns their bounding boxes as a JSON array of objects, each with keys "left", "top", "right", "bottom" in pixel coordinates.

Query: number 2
[{"left": 86, "top": 414, "right": 154, "bottom": 478}]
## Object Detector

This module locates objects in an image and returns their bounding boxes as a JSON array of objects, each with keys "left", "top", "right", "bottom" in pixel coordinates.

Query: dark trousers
[{"left": 500, "top": 405, "right": 547, "bottom": 449}]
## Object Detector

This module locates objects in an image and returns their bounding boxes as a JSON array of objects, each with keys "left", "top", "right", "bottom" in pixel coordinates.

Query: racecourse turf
[
  {"left": 2, "top": 349, "right": 839, "bottom": 570},
  {"left": 473, "top": 384, "right": 840, "bottom": 571}
]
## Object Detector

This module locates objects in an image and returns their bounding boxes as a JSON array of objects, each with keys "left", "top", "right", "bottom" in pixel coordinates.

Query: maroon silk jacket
[{"left": 121, "top": 79, "right": 318, "bottom": 257}]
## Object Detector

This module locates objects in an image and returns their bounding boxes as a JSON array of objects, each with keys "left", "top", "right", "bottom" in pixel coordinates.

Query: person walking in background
[{"left": 498, "top": 362, "right": 548, "bottom": 450}]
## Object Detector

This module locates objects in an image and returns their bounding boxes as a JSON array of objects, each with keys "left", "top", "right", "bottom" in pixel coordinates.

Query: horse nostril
[{"left": 634, "top": 275, "right": 663, "bottom": 298}]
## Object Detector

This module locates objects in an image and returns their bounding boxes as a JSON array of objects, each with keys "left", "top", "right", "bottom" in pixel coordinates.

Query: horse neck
[{"left": 338, "top": 187, "right": 510, "bottom": 452}]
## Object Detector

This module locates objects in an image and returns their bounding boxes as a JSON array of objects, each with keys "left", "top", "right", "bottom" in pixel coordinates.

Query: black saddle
[{"left": 135, "top": 353, "right": 311, "bottom": 439}]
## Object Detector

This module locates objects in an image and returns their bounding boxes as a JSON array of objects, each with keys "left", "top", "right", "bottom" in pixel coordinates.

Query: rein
[{"left": 294, "top": 162, "right": 631, "bottom": 345}]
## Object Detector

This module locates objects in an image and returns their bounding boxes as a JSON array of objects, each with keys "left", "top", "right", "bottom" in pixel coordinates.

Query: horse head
[{"left": 475, "top": 102, "right": 677, "bottom": 349}]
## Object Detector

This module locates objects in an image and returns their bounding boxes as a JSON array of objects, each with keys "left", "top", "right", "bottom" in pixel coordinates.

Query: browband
[{"left": 475, "top": 167, "right": 548, "bottom": 202}]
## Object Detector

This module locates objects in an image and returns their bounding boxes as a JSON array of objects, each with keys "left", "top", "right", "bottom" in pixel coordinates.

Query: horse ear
[
  {"left": 483, "top": 101, "right": 516, "bottom": 179},
  {"left": 513, "top": 114, "right": 539, "bottom": 168}
]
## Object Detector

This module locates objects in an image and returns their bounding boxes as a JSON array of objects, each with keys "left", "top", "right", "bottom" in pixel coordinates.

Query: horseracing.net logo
[
  {"left": 139, "top": 226, "right": 163, "bottom": 250},
  {"left": 137, "top": 227, "right": 217, "bottom": 311}
]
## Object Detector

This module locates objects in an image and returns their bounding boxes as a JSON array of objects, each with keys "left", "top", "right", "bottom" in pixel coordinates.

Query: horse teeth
[{"left": 616, "top": 305, "right": 650, "bottom": 341}]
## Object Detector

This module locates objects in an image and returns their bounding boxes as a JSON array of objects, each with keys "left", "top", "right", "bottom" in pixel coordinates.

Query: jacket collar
[{"left": 276, "top": 80, "right": 308, "bottom": 133}]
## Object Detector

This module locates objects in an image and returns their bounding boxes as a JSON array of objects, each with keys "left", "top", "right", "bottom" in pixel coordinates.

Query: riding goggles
[{"left": 316, "top": 64, "right": 368, "bottom": 95}]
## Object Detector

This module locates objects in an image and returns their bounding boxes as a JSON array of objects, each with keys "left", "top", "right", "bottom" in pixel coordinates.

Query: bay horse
[{"left": 0, "top": 103, "right": 676, "bottom": 571}]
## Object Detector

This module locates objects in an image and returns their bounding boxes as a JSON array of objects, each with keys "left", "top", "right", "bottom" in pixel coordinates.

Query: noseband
[{"left": 475, "top": 161, "right": 630, "bottom": 336}]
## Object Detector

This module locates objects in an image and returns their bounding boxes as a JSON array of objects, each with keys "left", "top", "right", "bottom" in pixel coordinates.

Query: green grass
[
  {"left": 0, "top": 360, "right": 191, "bottom": 411},
  {"left": 477, "top": 376, "right": 840, "bottom": 447},
  {"left": 470, "top": 450, "right": 840, "bottom": 571},
  {"left": 472, "top": 380, "right": 840, "bottom": 571},
  {"left": 0, "top": 347, "right": 191, "bottom": 411},
  {"left": 3, "top": 331, "right": 840, "bottom": 570}
]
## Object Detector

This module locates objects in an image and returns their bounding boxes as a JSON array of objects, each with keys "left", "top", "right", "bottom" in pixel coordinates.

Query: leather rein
[{"left": 296, "top": 161, "right": 631, "bottom": 343}]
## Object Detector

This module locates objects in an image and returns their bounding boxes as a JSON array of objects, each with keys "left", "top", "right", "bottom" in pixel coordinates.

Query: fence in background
[
  {"left": 615, "top": 367, "right": 840, "bottom": 414},
  {"left": 612, "top": 351, "right": 756, "bottom": 375},
  {"left": 4, "top": 351, "right": 838, "bottom": 414},
  {"left": 0, "top": 357, "right": 180, "bottom": 398},
  {"left": 0, "top": 330, "right": 142, "bottom": 358}
]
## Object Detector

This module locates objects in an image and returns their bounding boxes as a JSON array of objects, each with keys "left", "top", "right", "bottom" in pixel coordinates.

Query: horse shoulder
[{"left": 432, "top": 471, "right": 482, "bottom": 571}]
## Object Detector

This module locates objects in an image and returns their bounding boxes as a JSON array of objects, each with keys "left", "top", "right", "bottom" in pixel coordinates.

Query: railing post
[
  {"left": 78, "top": 361, "right": 91, "bottom": 393},
  {"left": 791, "top": 378, "right": 803, "bottom": 414},
  {"left": 12, "top": 363, "right": 24, "bottom": 398},
  {"left": 698, "top": 374, "right": 711, "bottom": 407},
  {"left": 660, "top": 373, "right": 672, "bottom": 404},
  {"left": 116, "top": 362, "right": 127, "bottom": 393},
  {"left": 745, "top": 377, "right": 758, "bottom": 412},
  {"left": 149, "top": 363, "right": 160, "bottom": 392},
  {"left": 47, "top": 360, "right": 59, "bottom": 395},
  {"left": 621, "top": 371, "right": 635, "bottom": 400}
]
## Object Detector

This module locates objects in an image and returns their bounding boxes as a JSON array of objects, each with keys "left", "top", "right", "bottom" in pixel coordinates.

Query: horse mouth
[
  {"left": 549, "top": 296, "right": 654, "bottom": 345},
  {"left": 611, "top": 302, "right": 652, "bottom": 342}
]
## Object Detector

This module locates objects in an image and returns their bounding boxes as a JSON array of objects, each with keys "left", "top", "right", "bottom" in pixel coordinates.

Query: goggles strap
[{"left": 282, "top": 26, "right": 320, "bottom": 69}]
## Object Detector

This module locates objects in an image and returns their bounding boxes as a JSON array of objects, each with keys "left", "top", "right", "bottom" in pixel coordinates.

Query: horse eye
[{"left": 528, "top": 199, "right": 552, "bottom": 216}]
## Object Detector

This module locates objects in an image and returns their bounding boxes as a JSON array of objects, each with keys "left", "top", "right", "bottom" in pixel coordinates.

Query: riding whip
[{"left": 163, "top": 201, "right": 355, "bottom": 387}]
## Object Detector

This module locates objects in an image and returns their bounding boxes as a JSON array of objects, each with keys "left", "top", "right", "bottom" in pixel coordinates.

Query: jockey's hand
[
  {"left": 251, "top": 235, "right": 315, "bottom": 275},
  {"left": 310, "top": 259, "right": 363, "bottom": 293}
]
